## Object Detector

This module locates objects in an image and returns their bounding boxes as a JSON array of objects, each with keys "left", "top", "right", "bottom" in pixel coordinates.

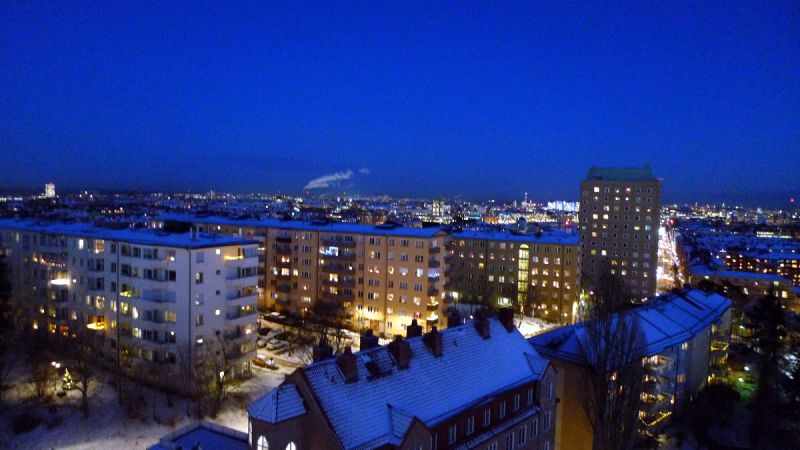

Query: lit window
[{"left": 257, "top": 436, "right": 269, "bottom": 450}]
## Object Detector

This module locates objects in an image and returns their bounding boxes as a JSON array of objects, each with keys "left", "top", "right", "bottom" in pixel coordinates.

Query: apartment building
[
  {"left": 0, "top": 219, "right": 260, "bottom": 381},
  {"left": 529, "top": 290, "right": 732, "bottom": 450},
  {"left": 447, "top": 229, "right": 581, "bottom": 324},
  {"left": 246, "top": 312, "right": 557, "bottom": 450},
  {"left": 579, "top": 166, "right": 662, "bottom": 299},
  {"left": 726, "top": 250, "right": 800, "bottom": 286},
  {"left": 158, "top": 215, "right": 449, "bottom": 336}
]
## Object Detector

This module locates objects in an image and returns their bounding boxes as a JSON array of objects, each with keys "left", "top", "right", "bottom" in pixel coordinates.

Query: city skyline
[{"left": 1, "top": 2, "right": 798, "bottom": 202}]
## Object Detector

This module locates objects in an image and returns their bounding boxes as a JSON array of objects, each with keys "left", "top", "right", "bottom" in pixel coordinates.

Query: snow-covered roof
[
  {"left": 247, "top": 383, "right": 307, "bottom": 424},
  {"left": 253, "top": 318, "right": 549, "bottom": 450},
  {"left": 0, "top": 219, "right": 258, "bottom": 249},
  {"left": 451, "top": 229, "right": 579, "bottom": 245},
  {"left": 529, "top": 290, "right": 732, "bottom": 366},
  {"left": 148, "top": 420, "right": 247, "bottom": 450},
  {"left": 158, "top": 213, "right": 448, "bottom": 238}
]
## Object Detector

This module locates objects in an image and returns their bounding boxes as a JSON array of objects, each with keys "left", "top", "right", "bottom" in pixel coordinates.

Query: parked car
[
  {"left": 252, "top": 355, "right": 269, "bottom": 368},
  {"left": 257, "top": 327, "right": 271, "bottom": 336},
  {"left": 267, "top": 340, "right": 288, "bottom": 351},
  {"left": 256, "top": 337, "right": 268, "bottom": 348}
]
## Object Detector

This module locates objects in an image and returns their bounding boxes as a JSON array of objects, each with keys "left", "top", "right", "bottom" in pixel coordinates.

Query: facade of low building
[
  {"left": 529, "top": 289, "right": 732, "bottom": 450},
  {"left": 247, "top": 313, "right": 558, "bottom": 450}
]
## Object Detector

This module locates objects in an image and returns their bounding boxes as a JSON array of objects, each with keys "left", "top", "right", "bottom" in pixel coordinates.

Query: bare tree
[
  {"left": 68, "top": 326, "right": 101, "bottom": 418},
  {"left": 309, "top": 299, "right": 353, "bottom": 355},
  {"left": 284, "top": 325, "right": 316, "bottom": 364},
  {"left": 30, "top": 357, "right": 58, "bottom": 404},
  {"left": 578, "top": 266, "right": 645, "bottom": 450},
  {"left": 0, "top": 254, "right": 21, "bottom": 408},
  {"left": 176, "top": 343, "right": 197, "bottom": 417},
  {"left": 192, "top": 336, "right": 234, "bottom": 417}
]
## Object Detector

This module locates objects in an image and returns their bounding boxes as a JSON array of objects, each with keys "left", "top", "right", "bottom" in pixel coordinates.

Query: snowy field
[{"left": 0, "top": 365, "right": 288, "bottom": 449}]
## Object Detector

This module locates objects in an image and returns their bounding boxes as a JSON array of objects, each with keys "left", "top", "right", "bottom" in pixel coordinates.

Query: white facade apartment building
[{"left": 0, "top": 219, "right": 260, "bottom": 380}]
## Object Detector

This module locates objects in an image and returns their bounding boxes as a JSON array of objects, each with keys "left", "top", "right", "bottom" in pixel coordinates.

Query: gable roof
[
  {"left": 529, "top": 289, "right": 731, "bottom": 366},
  {"left": 251, "top": 318, "right": 549, "bottom": 450},
  {"left": 247, "top": 383, "right": 307, "bottom": 424}
]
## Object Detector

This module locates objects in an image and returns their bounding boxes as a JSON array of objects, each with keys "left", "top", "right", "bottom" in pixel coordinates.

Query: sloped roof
[
  {"left": 529, "top": 290, "right": 731, "bottom": 366},
  {"left": 0, "top": 218, "right": 257, "bottom": 249},
  {"left": 148, "top": 421, "right": 248, "bottom": 450},
  {"left": 247, "top": 383, "right": 307, "bottom": 424},
  {"left": 270, "top": 319, "right": 548, "bottom": 450},
  {"left": 157, "top": 213, "right": 447, "bottom": 238}
]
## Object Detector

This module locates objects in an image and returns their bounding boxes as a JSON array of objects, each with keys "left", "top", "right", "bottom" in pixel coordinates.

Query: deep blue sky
[{"left": 1, "top": 1, "right": 798, "bottom": 203}]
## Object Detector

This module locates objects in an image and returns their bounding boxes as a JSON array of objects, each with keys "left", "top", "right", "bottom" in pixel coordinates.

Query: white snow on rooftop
[
  {"left": 255, "top": 319, "right": 549, "bottom": 450},
  {"left": 530, "top": 290, "right": 732, "bottom": 365},
  {"left": 247, "top": 383, "right": 306, "bottom": 424}
]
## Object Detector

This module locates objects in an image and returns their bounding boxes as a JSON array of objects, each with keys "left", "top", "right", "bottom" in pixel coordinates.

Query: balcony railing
[
  {"left": 428, "top": 259, "right": 441, "bottom": 268},
  {"left": 322, "top": 291, "right": 354, "bottom": 301},
  {"left": 323, "top": 253, "right": 357, "bottom": 262},
  {"left": 226, "top": 310, "right": 257, "bottom": 321},
  {"left": 321, "top": 278, "right": 356, "bottom": 288},
  {"left": 322, "top": 239, "right": 356, "bottom": 248}
]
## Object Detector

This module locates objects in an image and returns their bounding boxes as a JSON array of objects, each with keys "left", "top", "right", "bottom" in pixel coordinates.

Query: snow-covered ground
[
  {"left": 517, "top": 316, "right": 561, "bottom": 338},
  {"left": 0, "top": 365, "right": 287, "bottom": 449}
]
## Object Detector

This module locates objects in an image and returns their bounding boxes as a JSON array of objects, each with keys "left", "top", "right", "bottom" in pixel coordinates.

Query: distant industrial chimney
[
  {"left": 359, "top": 329, "right": 379, "bottom": 350},
  {"left": 406, "top": 319, "right": 423, "bottom": 338},
  {"left": 387, "top": 335, "right": 411, "bottom": 369},
  {"left": 423, "top": 326, "right": 443, "bottom": 357},
  {"left": 336, "top": 346, "right": 358, "bottom": 383}
]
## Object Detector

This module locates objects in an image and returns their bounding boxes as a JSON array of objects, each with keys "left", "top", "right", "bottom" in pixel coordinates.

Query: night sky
[{"left": 1, "top": 2, "right": 798, "bottom": 204}]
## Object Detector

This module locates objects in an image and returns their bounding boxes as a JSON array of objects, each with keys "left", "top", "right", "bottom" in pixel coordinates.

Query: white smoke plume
[{"left": 304, "top": 170, "right": 354, "bottom": 190}]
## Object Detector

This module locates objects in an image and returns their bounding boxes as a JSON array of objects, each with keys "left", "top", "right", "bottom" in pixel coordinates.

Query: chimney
[
  {"left": 406, "top": 319, "right": 423, "bottom": 339},
  {"left": 312, "top": 335, "right": 333, "bottom": 362},
  {"left": 387, "top": 335, "right": 412, "bottom": 369},
  {"left": 336, "top": 346, "right": 358, "bottom": 383},
  {"left": 423, "top": 326, "right": 443, "bottom": 357},
  {"left": 474, "top": 317, "right": 490, "bottom": 339},
  {"left": 360, "top": 329, "right": 379, "bottom": 350},
  {"left": 446, "top": 307, "right": 463, "bottom": 328},
  {"left": 497, "top": 308, "right": 515, "bottom": 332}
]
